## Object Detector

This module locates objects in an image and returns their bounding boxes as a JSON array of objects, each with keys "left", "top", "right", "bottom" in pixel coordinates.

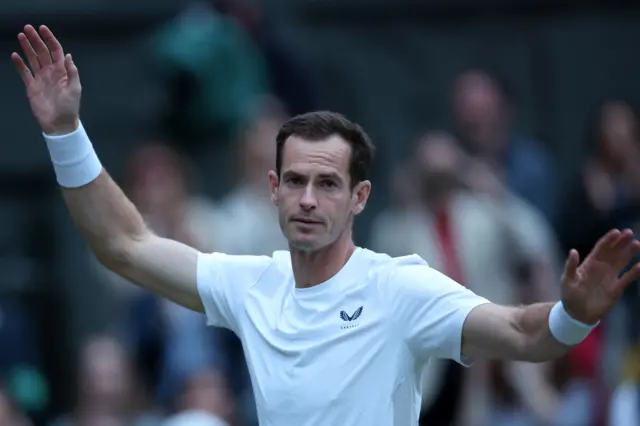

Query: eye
[
  {"left": 286, "top": 177, "right": 303, "bottom": 186},
  {"left": 321, "top": 180, "right": 337, "bottom": 188}
]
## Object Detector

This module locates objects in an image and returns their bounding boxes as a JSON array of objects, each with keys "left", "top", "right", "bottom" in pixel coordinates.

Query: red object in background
[
  {"left": 434, "top": 208, "right": 465, "bottom": 285},
  {"left": 567, "top": 325, "right": 602, "bottom": 378}
]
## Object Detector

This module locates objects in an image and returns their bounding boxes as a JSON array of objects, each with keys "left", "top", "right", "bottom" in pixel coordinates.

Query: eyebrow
[
  {"left": 282, "top": 170, "right": 343, "bottom": 182},
  {"left": 317, "top": 172, "right": 342, "bottom": 181}
]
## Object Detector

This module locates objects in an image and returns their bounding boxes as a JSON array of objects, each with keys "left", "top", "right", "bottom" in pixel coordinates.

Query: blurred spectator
[
  {"left": 151, "top": 0, "right": 269, "bottom": 150},
  {"left": 370, "top": 132, "right": 561, "bottom": 426},
  {"left": 609, "top": 344, "right": 640, "bottom": 426},
  {"left": 557, "top": 99, "right": 640, "bottom": 423},
  {"left": 559, "top": 100, "right": 640, "bottom": 262},
  {"left": 89, "top": 143, "right": 226, "bottom": 409},
  {"left": 215, "top": 98, "right": 289, "bottom": 256},
  {"left": 0, "top": 296, "right": 48, "bottom": 419},
  {"left": 163, "top": 369, "right": 233, "bottom": 426},
  {"left": 0, "top": 387, "right": 32, "bottom": 426},
  {"left": 213, "top": 0, "right": 318, "bottom": 116},
  {"left": 50, "top": 335, "right": 160, "bottom": 426},
  {"left": 452, "top": 69, "right": 557, "bottom": 222},
  {"left": 123, "top": 143, "right": 220, "bottom": 254}
]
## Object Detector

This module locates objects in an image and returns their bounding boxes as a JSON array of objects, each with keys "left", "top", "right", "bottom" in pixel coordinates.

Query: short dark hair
[{"left": 275, "top": 111, "right": 376, "bottom": 187}]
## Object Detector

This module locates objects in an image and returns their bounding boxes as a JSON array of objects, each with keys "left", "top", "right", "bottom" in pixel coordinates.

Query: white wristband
[
  {"left": 43, "top": 121, "right": 103, "bottom": 188},
  {"left": 548, "top": 301, "right": 598, "bottom": 346}
]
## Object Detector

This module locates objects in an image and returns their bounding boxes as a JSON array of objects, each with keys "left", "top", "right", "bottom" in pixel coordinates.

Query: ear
[
  {"left": 351, "top": 180, "right": 371, "bottom": 215},
  {"left": 268, "top": 170, "right": 279, "bottom": 206}
]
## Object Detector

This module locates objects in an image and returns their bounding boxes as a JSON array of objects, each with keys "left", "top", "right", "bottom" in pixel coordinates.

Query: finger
[
  {"left": 611, "top": 229, "right": 634, "bottom": 251},
  {"left": 615, "top": 262, "right": 640, "bottom": 295},
  {"left": 17, "top": 32, "right": 40, "bottom": 72},
  {"left": 39, "top": 25, "right": 64, "bottom": 63},
  {"left": 563, "top": 249, "right": 580, "bottom": 283},
  {"left": 65, "top": 54, "right": 81, "bottom": 88},
  {"left": 615, "top": 240, "right": 640, "bottom": 271},
  {"left": 608, "top": 230, "right": 636, "bottom": 267},
  {"left": 10, "top": 53, "right": 34, "bottom": 85},
  {"left": 24, "top": 25, "right": 52, "bottom": 66},
  {"left": 587, "top": 229, "right": 621, "bottom": 261}
]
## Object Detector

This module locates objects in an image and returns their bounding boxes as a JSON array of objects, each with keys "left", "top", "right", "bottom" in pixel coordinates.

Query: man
[
  {"left": 452, "top": 69, "right": 557, "bottom": 222},
  {"left": 11, "top": 25, "right": 640, "bottom": 426},
  {"left": 370, "top": 132, "right": 561, "bottom": 425}
]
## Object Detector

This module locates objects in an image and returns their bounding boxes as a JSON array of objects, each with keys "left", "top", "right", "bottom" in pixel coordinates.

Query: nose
[{"left": 299, "top": 184, "right": 318, "bottom": 211}]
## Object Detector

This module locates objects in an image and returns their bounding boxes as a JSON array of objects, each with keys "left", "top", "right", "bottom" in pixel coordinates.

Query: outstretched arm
[
  {"left": 12, "top": 25, "right": 202, "bottom": 311},
  {"left": 64, "top": 171, "right": 202, "bottom": 311},
  {"left": 461, "top": 302, "right": 564, "bottom": 362},
  {"left": 462, "top": 229, "right": 640, "bottom": 362}
]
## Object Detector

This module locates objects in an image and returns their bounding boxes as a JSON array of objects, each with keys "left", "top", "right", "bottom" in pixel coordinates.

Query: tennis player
[{"left": 12, "top": 25, "right": 640, "bottom": 426}]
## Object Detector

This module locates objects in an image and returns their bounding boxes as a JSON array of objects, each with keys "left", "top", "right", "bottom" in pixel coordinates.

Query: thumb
[
  {"left": 64, "top": 54, "right": 80, "bottom": 87},
  {"left": 562, "top": 249, "right": 580, "bottom": 282}
]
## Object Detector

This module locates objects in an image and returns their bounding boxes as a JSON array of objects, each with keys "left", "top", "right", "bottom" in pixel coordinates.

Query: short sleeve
[
  {"left": 388, "top": 256, "right": 490, "bottom": 365},
  {"left": 197, "top": 252, "right": 272, "bottom": 331}
]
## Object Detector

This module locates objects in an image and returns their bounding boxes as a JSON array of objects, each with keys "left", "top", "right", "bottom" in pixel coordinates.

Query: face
[
  {"left": 452, "top": 71, "right": 508, "bottom": 153},
  {"left": 242, "top": 111, "right": 282, "bottom": 182},
  {"left": 128, "top": 145, "right": 187, "bottom": 215},
  {"left": 416, "top": 133, "right": 463, "bottom": 199},
  {"left": 269, "top": 136, "right": 370, "bottom": 251},
  {"left": 599, "top": 101, "right": 638, "bottom": 162},
  {"left": 79, "top": 338, "right": 131, "bottom": 405}
]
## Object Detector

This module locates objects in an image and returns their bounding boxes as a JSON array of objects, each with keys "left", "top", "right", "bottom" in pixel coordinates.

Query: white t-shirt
[{"left": 197, "top": 247, "right": 490, "bottom": 426}]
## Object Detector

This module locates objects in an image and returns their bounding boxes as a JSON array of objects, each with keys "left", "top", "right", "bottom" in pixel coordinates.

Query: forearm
[
  {"left": 46, "top": 123, "right": 150, "bottom": 268},
  {"left": 63, "top": 170, "right": 150, "bottom": 265},
  {"left": 512, "top": 302, "right": 569, "bottom": 362}
]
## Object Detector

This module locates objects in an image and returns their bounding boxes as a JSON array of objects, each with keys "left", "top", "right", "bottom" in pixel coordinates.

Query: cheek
[{"left": 327, "top": 194, "right": 352, "bottom": 220}]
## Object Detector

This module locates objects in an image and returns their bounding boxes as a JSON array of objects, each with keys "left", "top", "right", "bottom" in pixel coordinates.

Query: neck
[{"left": 290, "top": 232, "right": 356, "bottom": 289}]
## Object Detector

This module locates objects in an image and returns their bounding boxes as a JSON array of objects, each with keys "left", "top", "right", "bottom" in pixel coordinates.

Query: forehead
[
  {"left": 418, "top": 135, "right": 461, "bottom": 169},
  {"left": 454, "top": 73, "right": 501, "bottom": 104},
  {"left": 281, "top": 135, "right": 351, "bottom": 178},
  {"left": 601, "top": 101, "right": 634, "bottom": 122}
]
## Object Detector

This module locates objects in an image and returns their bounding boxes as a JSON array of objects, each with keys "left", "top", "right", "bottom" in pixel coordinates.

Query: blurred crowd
[{"left": 1, "top": 1, "right": 640, "bottom": 426}]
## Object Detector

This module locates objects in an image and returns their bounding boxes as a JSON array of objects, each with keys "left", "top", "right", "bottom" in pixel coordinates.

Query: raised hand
[
  {"left": 561, "top": 229, "right": 640, "bottom": 324},
  {"left": 11, "top": 25, "right": 81, "bottom": 135}
]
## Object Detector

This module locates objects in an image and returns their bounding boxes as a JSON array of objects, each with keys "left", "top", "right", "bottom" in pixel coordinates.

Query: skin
[
  {"left": 11, "top": 25, "right": 640, "bottom": 365},
  {"left": 268, "top": 135, "right": 370, "bottom": 288}
]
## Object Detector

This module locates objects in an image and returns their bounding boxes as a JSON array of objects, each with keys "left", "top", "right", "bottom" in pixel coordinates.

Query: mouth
[{"left": 291, "top": 217, "right": 323, "bottom": 225}]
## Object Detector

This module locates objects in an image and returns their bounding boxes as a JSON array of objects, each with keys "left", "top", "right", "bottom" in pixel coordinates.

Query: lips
[{"left": 291, "top": 217, "right": 323, "bottom": 224}]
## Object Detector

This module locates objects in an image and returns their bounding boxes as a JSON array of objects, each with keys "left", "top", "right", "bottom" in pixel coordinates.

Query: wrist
[
  {"left": 42, "top": 118, "right": 80, "bottom": 136},
  {"left": 561, "top": 303, "right": 599, "bottom": 326},
  {"left": 548, "top": 301, "right": 598, "bottom": 346},
  {"left": 43, "top": 121, "right": 102, "bottom": 188}
]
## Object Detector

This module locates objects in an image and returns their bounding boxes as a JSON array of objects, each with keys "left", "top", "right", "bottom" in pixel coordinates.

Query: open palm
[
  {"left": 561, "top": 229, "right": 640, "bottom": 324},
  {"left": 11, "top": 25, "right": 81, "bottom": 135}
]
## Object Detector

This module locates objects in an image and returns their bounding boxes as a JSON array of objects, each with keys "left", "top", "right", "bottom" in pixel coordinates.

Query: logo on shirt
[{"left": 340, "top": 306, "right": 363, "bottom": 329}]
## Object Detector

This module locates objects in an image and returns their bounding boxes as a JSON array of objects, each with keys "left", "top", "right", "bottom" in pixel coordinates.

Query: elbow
[{"left": 93, "top": 231, "right": 151, "bottom": 273}]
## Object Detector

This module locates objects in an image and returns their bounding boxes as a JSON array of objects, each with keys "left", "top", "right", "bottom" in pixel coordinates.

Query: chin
[
  {"left": 287, "top": 232, "right": 324, "bottom": 252},
  {"left": 288, "top": 238, "right": 321, "bottom": 252}
]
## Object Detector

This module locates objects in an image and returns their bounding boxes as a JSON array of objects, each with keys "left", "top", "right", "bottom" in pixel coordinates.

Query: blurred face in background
[
  {"left": 178, "top": 369, "right": 234, "bottom": 422},
  {"left": 0, "top": 390, "right": 28, "bottom": 426},
  {"left": 415, "top": 132, "right": 464, "bottom": 203},
  {"left": 241, "top": 99, "right": 286, "bottom": 188},
  {"left": 597, "top": 100, "right": 639, "bottom": 169},
  {"left": 269, "top": 136, "right": 370, "bottom": 251},
  {"left": 127, "top": 144, "right": 188, "bottom": 216},
  {"left": 452, "top": 70, "right": 510, "bottom": 156},
  {"left": 78, "top": 337, "right": 133, "bottom": 414}
]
